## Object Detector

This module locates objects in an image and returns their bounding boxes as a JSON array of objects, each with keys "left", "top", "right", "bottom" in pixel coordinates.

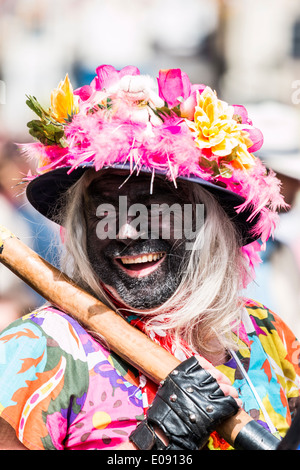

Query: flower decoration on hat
[
  {"left": 22, "top": 64, "right": 285, "bottom": 255},
  {"left": 187, "top": 87, "right": 255, "bottom": 172},
  {"left": 50, "top": 74, "right": 79, "bottom": 123}
]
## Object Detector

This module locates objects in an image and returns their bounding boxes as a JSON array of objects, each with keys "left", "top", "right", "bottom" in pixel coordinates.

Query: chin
[{"left": 102, "top": 275, "right": 178, "bottom": 311}]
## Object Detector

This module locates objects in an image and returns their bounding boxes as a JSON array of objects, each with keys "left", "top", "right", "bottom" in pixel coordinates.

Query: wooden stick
[{"left": 0, "top": 226, "right": 274, "bottom": 448}]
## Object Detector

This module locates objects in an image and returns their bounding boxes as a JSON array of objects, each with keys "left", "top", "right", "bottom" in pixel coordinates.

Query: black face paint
[
  {"left": 86, "top": 237, "right": 186, "bottom": 309},
  {"left": 84, "top": 170, "right": 197, "bottom": 310}
]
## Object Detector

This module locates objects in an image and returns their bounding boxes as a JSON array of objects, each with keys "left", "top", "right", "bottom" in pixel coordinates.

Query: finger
[
  {"left": 218, "top": 384, "right": 243, "bottom": 408},
  {"left": 195, "top": 355, "right": 214, "bottom": 369},
  {"left": 209, "top": 369, "right": 232, "bottom": 386},
  {"left": 195, "top": 355, "right": 232, "bottom": 386},
  {"left": 218, "top": 383, "right": 240, "bottom": 400},
  {"left": 195, "top": 355, "right": 242, "bottom": 409}
]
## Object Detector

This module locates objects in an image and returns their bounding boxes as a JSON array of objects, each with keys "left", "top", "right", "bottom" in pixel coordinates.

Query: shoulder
[
  {"left": 244, "top": 298, "right": 300, "bottom": 382},
  {"left": 244, "top": 298, "right": 298, "bottom": 344},
  {"left": 10, "top": 304, "right": 109, "bottom": 360}
]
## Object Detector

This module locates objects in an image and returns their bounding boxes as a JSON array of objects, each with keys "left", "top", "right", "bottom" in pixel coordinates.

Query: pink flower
[
  {"left": 74, "top": 85, "right": 93, "bottom": 101},
  {"left": 180, "top": 85, "right": 206, "bottom": 119},
  {"left": 233, "top": 105, "right": 252, "bottom": 125},
  {"left": 157, "top": 69, "right": 192, "bottom": 108},
  {"left": 233, "top": 104, "right": 264, "bottom": 153},
  {"left": 247, "top": 127, "right": 264, "bottom": 153},
  {"left": 157, "top": 68, "right": 206, "bottom": 121},
  {"left": 74, "top": 65, "right": 141, "bottom": 106},
  {"left": 93, "top": 64, "right": 140, "bottom": 91}
]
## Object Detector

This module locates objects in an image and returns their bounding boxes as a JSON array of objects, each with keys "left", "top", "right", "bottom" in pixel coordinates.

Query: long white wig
[{"left": 56, "top": 169, "right": 250, "bottom": 361}]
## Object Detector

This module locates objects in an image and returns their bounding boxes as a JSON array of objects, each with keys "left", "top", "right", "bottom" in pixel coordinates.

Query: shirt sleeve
[{"left": 0, "top": 313, "right": 89, "bottom": 450}]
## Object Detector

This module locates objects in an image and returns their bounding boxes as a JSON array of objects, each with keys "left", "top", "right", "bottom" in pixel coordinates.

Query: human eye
[{"left": 96, "top": 203, "right": 116, "bottom": 220}]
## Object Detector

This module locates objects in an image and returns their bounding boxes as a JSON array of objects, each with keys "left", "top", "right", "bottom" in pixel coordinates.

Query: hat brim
[{"left": 26, "top": 163, "right": 259, "bottom": 246}]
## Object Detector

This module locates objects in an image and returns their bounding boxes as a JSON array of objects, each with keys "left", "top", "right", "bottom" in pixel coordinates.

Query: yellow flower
[
  {"left": 50, "top": 74, "right": 79, "bottom": 123},
  {"left": 187, "top": 87, "right": 255, "bottom": 169}
]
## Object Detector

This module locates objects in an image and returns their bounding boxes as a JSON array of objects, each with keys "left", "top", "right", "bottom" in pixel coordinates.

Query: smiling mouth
[{"left": 115, "top": 252, "right": 166, "bottom": 277}]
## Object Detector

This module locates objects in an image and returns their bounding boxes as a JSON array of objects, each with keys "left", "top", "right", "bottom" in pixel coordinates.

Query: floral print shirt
[{"left": 0, "top": 300, "right": 299, "bottom": 450}]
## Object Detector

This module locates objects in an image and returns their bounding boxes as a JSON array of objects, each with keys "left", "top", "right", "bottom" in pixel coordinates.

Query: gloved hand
[{"left": 129, "top": 355, "right": 241, "bottom": 450}]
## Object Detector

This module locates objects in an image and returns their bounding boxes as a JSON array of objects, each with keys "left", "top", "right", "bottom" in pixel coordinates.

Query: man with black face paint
[{"left": 0, "top": 65, "right": 299, "bottom": 451}]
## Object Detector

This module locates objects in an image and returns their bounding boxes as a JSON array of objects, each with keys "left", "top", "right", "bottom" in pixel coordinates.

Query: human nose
[
  {"left": 116, "top": 196, "right": 149, "bottom": 241},
  {"left": 116, "top": 222, "right": 140, "bottom": 240}
]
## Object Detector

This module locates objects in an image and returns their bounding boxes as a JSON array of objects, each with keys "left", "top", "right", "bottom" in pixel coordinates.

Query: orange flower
[{"left": 50, "top": 74, "right": 79, "bottom": 123}]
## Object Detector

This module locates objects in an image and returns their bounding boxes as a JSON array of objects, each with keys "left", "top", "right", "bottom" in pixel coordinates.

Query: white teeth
[{"left": 120, "top": 252, "right": 165, "bottom": 265}]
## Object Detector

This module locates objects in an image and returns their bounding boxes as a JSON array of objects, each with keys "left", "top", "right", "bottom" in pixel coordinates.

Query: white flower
[
  {"left": 106, "top": 74, "right": 164, "bottom": 126},
  {"left": 112, "top": 74, "right": 164, "bottom": 107}
]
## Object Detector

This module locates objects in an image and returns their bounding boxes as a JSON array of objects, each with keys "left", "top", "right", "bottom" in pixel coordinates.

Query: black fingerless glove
[{"left": 129, "top": 356, "right": 239, "bottom": 450}]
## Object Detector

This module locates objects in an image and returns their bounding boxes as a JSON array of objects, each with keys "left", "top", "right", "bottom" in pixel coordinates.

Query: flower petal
[
  {"left": 247, "top": 127, "right": 264, "bottom": 152},
  {"left": 191, "top": 84, "right": 206, "bottom": 94},
  {"left": 74, "top": 85, "right": 92, "bottom": 101},
  {"left": 233, "top": 104, "right": 251, "bottom": 124},
  {"left": 95, "top": 64, "right": 119, "bottom": 90},
  {"left": 50, "top": 74, "right": 78, "bottom": 122},
  {"left": 180, "top": 71, "right": 192, "bottom": 99},
  {"left": 182, "top": 85, "right": 206, "bottom": 117},
  {"left": 157, "top": 69, "right": 191, "bottom": 107},
  {"left": 180, "top": 90, "right": 199, "bottom": 119},
  {"left": 118, "top": 65, "right": 140, "bottom": 77}
]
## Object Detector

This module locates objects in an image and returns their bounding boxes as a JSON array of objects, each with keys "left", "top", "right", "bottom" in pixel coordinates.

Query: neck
[
  {"left": 100, "top": 281, "right": 157, "bottom": 316},
  {"left": 99, "top": 282, "right": 228, "bottom": 366}
]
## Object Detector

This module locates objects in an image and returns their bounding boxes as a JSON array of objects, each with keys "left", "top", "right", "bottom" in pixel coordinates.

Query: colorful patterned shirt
[{"left": 0, "top": 299, "right": 299, "bottom": 450}]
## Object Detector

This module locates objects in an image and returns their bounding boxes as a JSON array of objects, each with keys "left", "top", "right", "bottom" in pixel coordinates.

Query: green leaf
[
  {"left": 25, "top": 95, "right": 51, "bottom": 120},
  {"left": 149, "top": 104, "right": 181, "bottom": 122},
  {"left": 150, "top": 106, "right": 170, "bottom": 121},
  {"left": 224, "top": 145, "right": 240, "bottom": 162},
  {"left": 170, "top": 105, "right": 181, "bottom": 117},
  {"left": 26, "top": 94, "right": 66, "bottom": 146},
  {"left": 106, "top": 97, "right": 113, "bottom": 109},
  {"left": 27, "top": 119, "right": 65, "bottom": 146},
  {"left": 199, "top": 156, "right": 212, "bottom": 169},
  {"left": 219, "top": 164, "right": 233, "bottom": 178},
  {"left": 233, "top": 113, "right": 242, "bottom": 124},
  {"left": 199, "top": 156, "right": 220, "bottom": 176}
]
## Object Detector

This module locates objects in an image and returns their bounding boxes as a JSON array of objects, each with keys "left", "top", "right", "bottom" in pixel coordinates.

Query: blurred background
[{"left": 0, "top": 0, "right": 300, "bottom": 335}]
